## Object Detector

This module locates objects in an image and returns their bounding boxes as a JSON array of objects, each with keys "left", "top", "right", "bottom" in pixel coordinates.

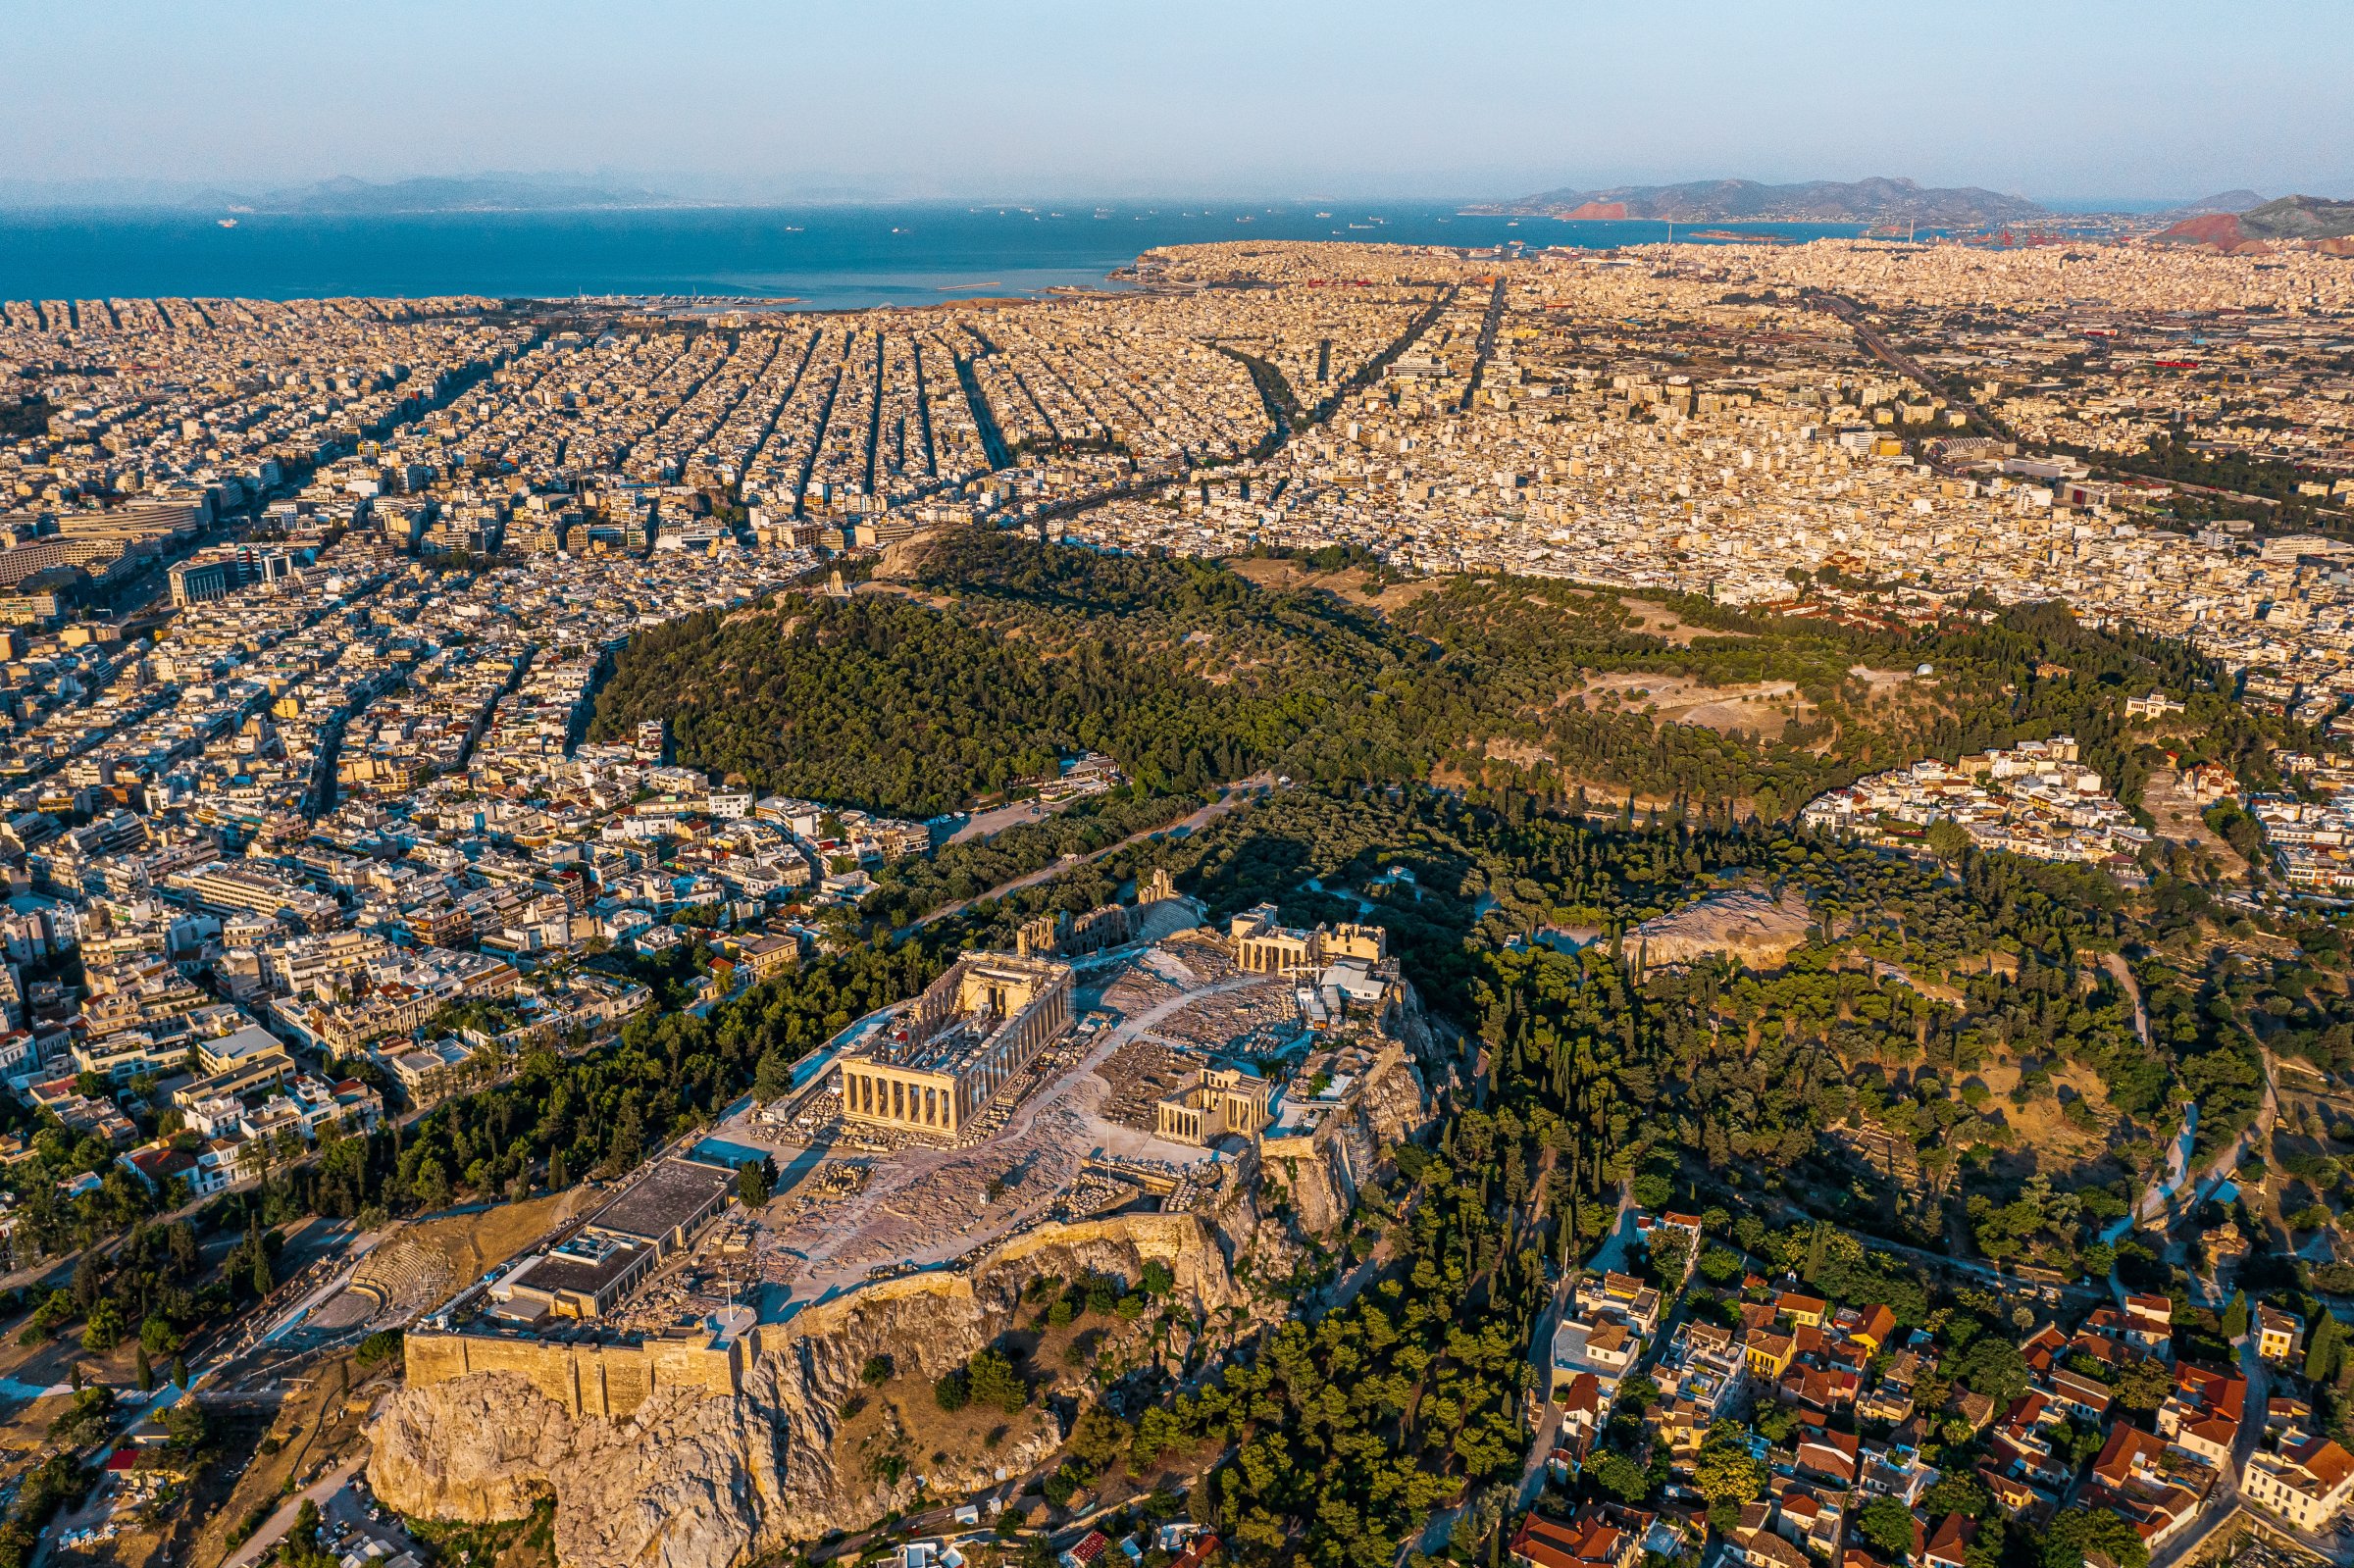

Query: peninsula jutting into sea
[{"left": 7, "top": 145, "right": 2354, "bottom": 1568}]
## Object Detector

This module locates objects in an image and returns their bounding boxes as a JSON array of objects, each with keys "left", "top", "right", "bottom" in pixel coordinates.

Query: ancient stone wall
[
  {"left": 375, "top": 1210, "right": 1247, "bottom": 1568},
  {"left": 399, "top": 1210, "right": 1228, "bottom": 1425},
  {"left": 403, "top": 1330, "right": 745, "bottom": 1420}
]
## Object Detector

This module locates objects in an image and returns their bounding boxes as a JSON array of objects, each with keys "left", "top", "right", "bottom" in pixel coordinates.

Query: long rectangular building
[{"left": 491, "top": 1155, "right": 738, "bottom": 1321}]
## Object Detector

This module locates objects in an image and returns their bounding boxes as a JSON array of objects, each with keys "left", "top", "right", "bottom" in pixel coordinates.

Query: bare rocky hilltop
[{"left": 2149, "top": 193, "right": 2354, "bottom": 254}]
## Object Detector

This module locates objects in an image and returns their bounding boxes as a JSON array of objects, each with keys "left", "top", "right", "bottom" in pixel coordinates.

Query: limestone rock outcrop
[
  {"left": 1264, "top": 1040, "right": 1432, "bottom": 1237},
  {"left": 1629, "top": 885, "right": 1812, "bottom": 971},
  {"left": 368, "top": 1213, "right": 1239, "bottom": 1568}
]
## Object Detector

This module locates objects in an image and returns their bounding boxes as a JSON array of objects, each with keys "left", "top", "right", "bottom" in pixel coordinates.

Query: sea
[{"left": 0, "top": 201, "right": 1868, "bottom": 308}]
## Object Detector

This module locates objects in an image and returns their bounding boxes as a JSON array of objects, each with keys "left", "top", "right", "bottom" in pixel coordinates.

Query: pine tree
[{"left": 2223, "top": 1290, "right": 2250, "bottom": 1340}]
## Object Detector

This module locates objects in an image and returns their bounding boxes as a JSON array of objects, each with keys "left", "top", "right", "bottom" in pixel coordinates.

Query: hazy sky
[{"left": 7, "top": 0, "right": 2349, "bottom": 201}]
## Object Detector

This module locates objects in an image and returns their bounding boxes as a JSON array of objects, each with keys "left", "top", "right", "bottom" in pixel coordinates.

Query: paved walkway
[
  {"left": 222, "top": 1453, "right": 370, "bottom": 1568},
  {"left": 900, "top": 776, "right": 1276, "bottom": 936},
  {"left": 2151, "top": 1333, "right": 2273, "bottom": 1568}
]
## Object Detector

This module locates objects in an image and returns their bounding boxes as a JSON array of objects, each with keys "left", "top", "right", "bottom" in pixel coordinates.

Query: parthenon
[{"left": 836, "top": 951, "right": 1075, "bottom": 1137}]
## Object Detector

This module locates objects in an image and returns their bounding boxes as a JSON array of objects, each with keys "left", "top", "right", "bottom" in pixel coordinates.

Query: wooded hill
[{"left": 588, "top": 531, "right": 2271, "bottom": 825}]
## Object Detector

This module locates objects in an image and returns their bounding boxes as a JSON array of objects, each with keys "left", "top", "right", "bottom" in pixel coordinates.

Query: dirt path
[
  {"left": 899, "top": 775, "right": 1276, "bottom": 936},
  {"left": 2103, "top": 952, "right": 2151, "bottom": 1050}
]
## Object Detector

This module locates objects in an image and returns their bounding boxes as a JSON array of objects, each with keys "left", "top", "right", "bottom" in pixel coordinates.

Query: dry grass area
[
  {"left": 1854, "top": 957, "right": 1965, "bottom": 1006},
  {"left": 0, "top": 1312, "right": 183, "bottom": 1481},
  {"left": 349, "top": 1192, "right": 587, "bottom": 1321},
  {"left": 831, "top": 1304, "right": 1222, "bottom": 1541},
  {"left": 57, "top": 1411, "right": 274, "bottom": 1568},
  {"left": 720, "top": 600, "right": 807, "bottom": 631},
  {"left": 0, "top": 1275, "right": 179, "bottom": 1409},
  {"left": 191, "top": 1350, "right": 384, "bottom": 1568},
  {"left": 1446, "top": 765, "right": 1690, "bottom": 815},
  {"left": 1012, "top": 1311, "right": 1153, "bottom": 1400},
  {"left": 2275, "top": 1061, "right": 2350, "bottom": 1137},
  {"left": 1616, "top": 596, "right": 1753, "bottom": 645},
  {"left": 874, "top": 528, "right": 955, "bottom": 579},
  {"left": 496, "top": 1529, "right": 556, "bottom": 1568},
  {"left": 831, "top": 1365, "right": 1062, "bottom": 1497},
  {"left": 858, "top": 579, "right": 960, "bottom": 615},
  {"left": 2265, "top": 1070, "right": 2354, "bottom": 1246},
  {"left": 1575, "top": 672, "right": 1811, "bottom": 739},
  {"left": 1966, "top": 1059, "right": 2132, "bottom": 1183},
  {"left": 0, "top": 1388, "right": 80, "bottom": 1505},
  {"left": 1482, "top": 736, "right": 1555, "bottom": 767},
  {"left": 1223, "top": 557, "right": 1445, "bottom": 611}
]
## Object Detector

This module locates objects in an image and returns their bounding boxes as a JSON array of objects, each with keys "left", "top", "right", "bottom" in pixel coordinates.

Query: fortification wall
[
  {"left": 404, "top": 1330, "right": 743, "bottom": 1420},
  {"left": 402, "top": 1211, "right": 1224, "bottom": 1421}
]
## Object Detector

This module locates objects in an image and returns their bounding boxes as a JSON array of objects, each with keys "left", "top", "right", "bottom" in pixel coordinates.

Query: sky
[{"left": 4, "top": 0, "right": 2349, "bottom": 204}]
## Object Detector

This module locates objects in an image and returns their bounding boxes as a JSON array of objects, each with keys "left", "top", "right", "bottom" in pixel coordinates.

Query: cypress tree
[{"left": 2306, "top": 1312, "right": 2342, "bottom": 1385}]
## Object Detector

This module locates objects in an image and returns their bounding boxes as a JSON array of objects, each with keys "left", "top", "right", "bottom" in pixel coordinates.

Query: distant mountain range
[
  {"left": 1468, "top": 177, "right": 2048, "bottom": 227},
  {"left": 205, "top": 175, "right": 691, "bottom": 215},
  {"left": 2150, "top": 194, "right": 2354, "bottom": 252},
  {"left": 2152, "top": 189, "right": 2266, "bottom": 219}
]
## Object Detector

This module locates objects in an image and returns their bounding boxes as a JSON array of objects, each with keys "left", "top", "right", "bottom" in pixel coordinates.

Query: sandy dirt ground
[
  {"left": 336, "top": 1193, "right": 590, "bottom": 1327},
  {"left": 2141, "top": 768, "right": 2250, "bottom": 881},
  {"left": 1224, "top": 557, "right": 1445, "bottom": 611}
]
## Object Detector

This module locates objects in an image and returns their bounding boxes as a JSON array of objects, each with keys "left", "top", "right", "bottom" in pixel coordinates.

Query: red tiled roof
[
  {"left": 2091, "top": 1423, "right": 2168, "bottom": 1487},
  {"left": 1172, "top": 1537, "right": 1222, "bottom": 1568},
  {"left": 2292, "top": 1437, "right": 2354, "bottom": 1491},
  {"left": 1510, "top": 1514, "right": 1628, "bottom": 1568}
]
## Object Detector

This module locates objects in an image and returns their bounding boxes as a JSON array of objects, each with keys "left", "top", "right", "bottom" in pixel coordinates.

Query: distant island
[
  {"left": 1466, "top": 175, "right": 2047, "bottom": 227},
  {"left": 2150, "top": 189, "right": 2266, "bottom": 220},
  {"left": 208, "top": 174, "right": 693, "bottom": 216}
]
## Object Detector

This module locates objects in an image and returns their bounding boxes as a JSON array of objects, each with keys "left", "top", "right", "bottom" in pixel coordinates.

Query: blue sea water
[{"left": 0, "top": 202, "right": 1866, "bottom": 307}]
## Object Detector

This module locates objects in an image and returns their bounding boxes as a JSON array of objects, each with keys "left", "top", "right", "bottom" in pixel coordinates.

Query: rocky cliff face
[
  {"left": 369, "top": 977, "right": 1449, "bottom": 1568},
  {"left": 1266, "top": 1040, "right": 1434, "bottom": 1237},
  {"left": 368, "top": 1216, "right": 1240, "bottom": 1568}
]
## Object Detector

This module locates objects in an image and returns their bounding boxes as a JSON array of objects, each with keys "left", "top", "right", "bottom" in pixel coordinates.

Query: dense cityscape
[{"left": 5, "top": 208, "right": 2354, "bottom": 1568}]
